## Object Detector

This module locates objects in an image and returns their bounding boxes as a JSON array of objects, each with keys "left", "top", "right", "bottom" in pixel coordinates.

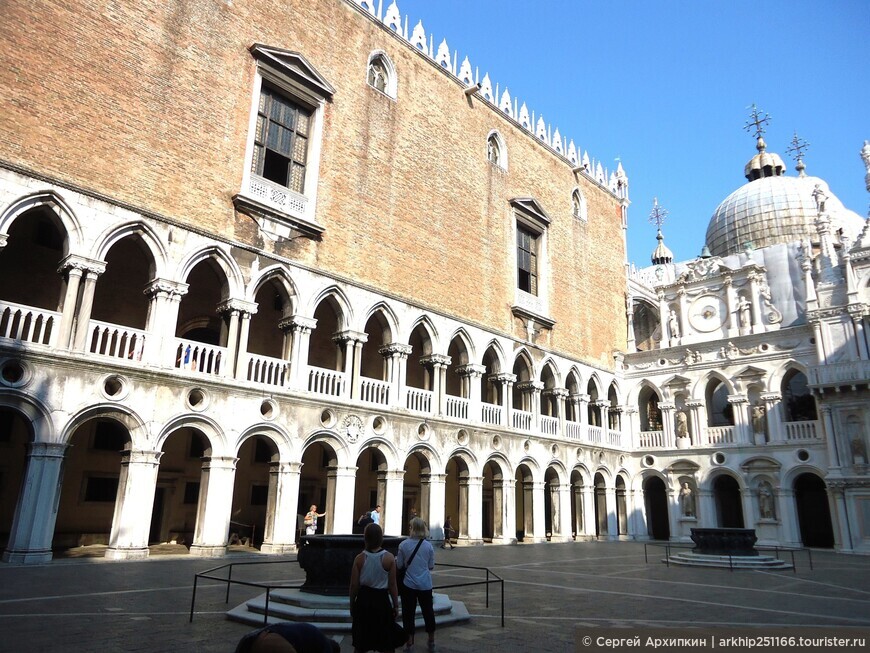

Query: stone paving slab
[{"left": 0, "top": 542, "right": 868, "bottom": 653}]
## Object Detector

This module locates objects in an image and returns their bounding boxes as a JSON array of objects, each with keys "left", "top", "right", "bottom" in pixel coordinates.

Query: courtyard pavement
[{"left": 0, "top": 541, "right": 868, "bottom": 653}]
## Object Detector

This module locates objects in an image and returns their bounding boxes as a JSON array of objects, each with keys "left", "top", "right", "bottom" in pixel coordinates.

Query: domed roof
[{"left": 706, "top": 144, "right": 865, "bottom": 257}]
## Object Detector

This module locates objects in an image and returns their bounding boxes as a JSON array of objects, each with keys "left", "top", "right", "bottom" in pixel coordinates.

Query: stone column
[
  {"left": 724, "top": 275, "right": 738, "bottom": 338},
  {"left": 516, "top": 381, "right": 543, "bottom": 432},
  {"left": 697, "top": 488, "right": 714, "bottom": 528},
  {"left": 776, "top": 485, "right": 801, "bottom": 548},
  {"left": 457, "top": 364, "right": 486, "bottom": 422},
  {"left": 234, "top": 311, "right": 254, "bottom": 379},
  {"left": 419, "top": 473, "right": 432, "bottom": 525},
  {"left": 685, "top": 400, "right": 704, "bottom": 446},
  {"left": 828, "top": 483, "right": 852, "bottom": 551},
  {"left": 190, "top": 456, "right": 238, "bottom": 557},
  {"left": 465, "top": 475, "right": 484, "bottom": 545},
  {"left": 622, "top": 406, "right": 638, "bottom": 449},
  {"left": 500, "top": 477, "right": 517, "bottom": 544},
  {"left": 605, "top": 487, "right": 618, "bottom": 539},
  {"left": 2, "top": 442, "right": 67, "bottom": 564},
  {"left": 56, "top": 264, "right": 84, "bottom": 350},
  {"left": 556, "top": 482, "right": 573, "bottom": 542},
  {"left": 530, "top": 480, "right": 547, "bottom": 543},
  {"left": 380, "top": 343, "right": 413, "bottom": 408},
  {"left": 71, "top": 265, "right": 105, "bottom": 351},
  {"left": 848, "top": 305, "right": 868, "bottom": 359},
  {"left": 218, "top": 299, "right": 257, "bottom": 379},
  {"left": 492, "top": 373, "right": 516, "bottom": 428},
  {"left": 421, "top": 354, "right": 451, "bottom": 416},
  {"left": 760, "top": 392, "right": 783, "bottom": 442},
  {"left": 427, "top": 473, "right": 447, "bottom": 542},
  {"left": 285, "top": 315, "right": 317, "bottom": 391},
  {"left": 143, "top": 279, "right": 188, "bottom": 367},
  {"left": 577, "top": 393, "right": 591, "bottom": 429},
  {"left": 658, "top": 402, "right": 675, "bottom": 448},
  {"left": 491, "top": 479, "right": 505, "bottom": 541},
  {"left": 727, "top": 395, "right": 750, "bottom": 443},
  {"left": 593, "top": 401, "right": 610, "bottom": 430},
  {"left": 261, "top": 462, "right": 301, "bottom": 554},
  {"left": 748, "top": 272, "right": 765, "bottom": 334},
  {"left": 820, "top": 405, "right": 841, "bottom": 468},
  {"left": 625, "top": 292, "right": 636, "bottom": 351},
  {"left": 326, "top": 466, "right": 357, "bottom": 534},
  {"left": 383, "top": 469, "right": 405, "bottom": 536},
  {"left": 105, "top": 449, "right": 163, "bottom": 560},
  {"left": 571, "top": 482, "right": 584, "bottom": 538},
  {"left": 334, "top": 330, "right": 368, "bottom": 400},
  {"left": 581, "top": 486, "right": 596, "bottom": 538}
]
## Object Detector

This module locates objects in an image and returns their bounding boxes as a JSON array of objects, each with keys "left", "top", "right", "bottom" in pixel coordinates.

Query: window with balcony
[
  {"left": 234, "top": 45, "right": 335, "bottom": 240},
  {"left": 510, "top": 198, "right": 554, "bottom": 331}
]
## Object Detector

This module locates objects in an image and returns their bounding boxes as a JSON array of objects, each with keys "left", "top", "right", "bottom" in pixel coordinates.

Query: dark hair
[{"left": 364, "top": 522, "right": 383, "bottom": 550}]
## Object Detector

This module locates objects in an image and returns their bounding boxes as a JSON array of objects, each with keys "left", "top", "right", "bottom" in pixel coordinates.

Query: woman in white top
[
  {"left": 396, "top": 517, "right": 437, "bottom": 653},
  {"left": 349, "top": 523, "right": 403, "bottom": 653}
]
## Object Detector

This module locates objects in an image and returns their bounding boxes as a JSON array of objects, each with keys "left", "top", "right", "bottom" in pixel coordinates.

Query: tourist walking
[
  {"left": 371, "top": 504, "right": 382, "bottom": 525},
  {"left": 349, "top": 523, "right": 405, "bottom": 653},
  {"left": 397, "top": 517, "right": 437, "bottom": 653},
  {"left": 441, "top": 516, "right": 455, "bottom": 549}
]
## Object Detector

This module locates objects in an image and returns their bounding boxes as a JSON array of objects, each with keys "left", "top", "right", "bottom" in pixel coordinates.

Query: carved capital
[
  {"left": 217, "top": 298, "right": 258, "bottom": 316},
  {"left": 727, "top": 394, "right": 749, "bottom": 405},
  {"left": 58, "top": 254, "right": 106, "bottom": 277},
  {"left": 490, "top": 372, "right": 517, "bottom": 385},
  {"left": 516, "top": 380, "right": 544, "bottom": 394},
  {"left": 455, "top": 363, "right": 487, "bottom": 378},
  {"left": 144, "top": 278, "right": 189, "bottom": 299},
  {"left": 420, "top": 353, "right": 451, "bottom": 368},
  {"left": 543, "top": 387, "right": 570, "bottom": 399},
  {"left": 333, "top": 329, "right": 368, "bottom": 345},
  {"left": 379, "top": 342, "right": 413, "bottom": 357}
]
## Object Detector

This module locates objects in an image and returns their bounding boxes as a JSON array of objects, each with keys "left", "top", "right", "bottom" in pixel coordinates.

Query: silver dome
[{"left": 705, "top": 174, "right": 865, "bottom": 257}]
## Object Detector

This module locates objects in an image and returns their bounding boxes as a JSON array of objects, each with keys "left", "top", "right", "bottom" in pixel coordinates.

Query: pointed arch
[
  {"left": 571, "top": 187, "right": 588, "bottom": 222},
  {"left": 0, "top": 190, "right": 82, "bottom": 255},
  {"left": 309, "top": 286, "right": 353, "bottom": 331},
  {"left": 586, "top": 373, "right": 602, "bottom": 399},
  {"left": 366, "top": 50, "right": 397, "bottom": 99},
  {"left": 447, "top": 327, "right": 475, "bottom": 365},
  {"left": 92, "top": 220, "right": 168, "bottom": 279},
  {"left": 248, "top": 264, "right": 299, "bottom": 311},
  {"left": 362, "top": 301, "right": 399, "bottom": 343},
  {"left": 176, "top": 246, "right": 245, "bottom": 300},
  {"left": 511, "top": 347, "right": 535, "bottom": 382},
  {"left": 565, "top": 367, "right": 583, "bottom": 395},
  {"left": 486, "top": 129, "right": 508, "bottom": 170},
  {"left": 406, "top": 314, "right": 439, "bottom": 354},
  {"left": 539, "top": 358, "right": 561, "bottom": 388},
  {"left": 480, "top": 340, "right": 506, "bottom": 373}
]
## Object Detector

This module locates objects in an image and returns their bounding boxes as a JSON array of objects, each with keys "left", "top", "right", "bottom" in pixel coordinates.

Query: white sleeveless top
[{"left": 359, "top": 549, "right": 389, "bottom": 589}]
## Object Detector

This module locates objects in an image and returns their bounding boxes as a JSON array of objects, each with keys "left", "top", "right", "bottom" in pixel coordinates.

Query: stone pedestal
[
  {"left": 297, "top": 534, "right": 405, "bottom": 595},
  {"left": 691, "top": 527, "right": 758, "bottom": 556}
]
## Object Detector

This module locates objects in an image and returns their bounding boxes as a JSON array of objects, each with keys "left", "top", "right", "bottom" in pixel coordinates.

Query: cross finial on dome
[
  {"left": 786, "top": 131, "right": 810, "bottom": 177},
  {"left": 648, "top": 197, "right": 669, "bottom": 230},
  {"left": 744, "top": 104, "right": 771, "bottom": 151}
]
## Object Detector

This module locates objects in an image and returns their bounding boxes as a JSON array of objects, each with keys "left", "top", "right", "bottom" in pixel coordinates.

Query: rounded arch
[
  {"left": 0, "top": 390, "right": 52, "bottom": 441},
  {"left": 442, "top": 447, "right": 480, "bottom": 476},
  {"left": 544, "top": 460, "right": 568, "bottom": 484},
  {"left": 781, "top": 462, "right": 829, "bottom": 488},
  {"left": 486, "top": 129, "right": 508, "bottom": 170},
  {"left": 92, "top": 220, "right": 168, "bottom": 279},
  {"left": 404, "top": 443, "right": 443, "bottom": 473},
  {"left": 234, "top": 423, "right": 293, "bottom": 458},
  {"left": 628, "top": 378, "right": 664, "bottom": 406},
  {"left": 156, "top": 414, "right": 227, "bottom": 455},
  {"left": 0, "top": 190, "right": 82, "bottom": 255},
  {"left": 767, "top": 359, "right": 811, "bottom": 394},
  {"left": 635, "top": 468, "right": 671, "bottom": 493},
  {"left": 366, "top": 49, "right": 397, "bottom": 99},
  {"left": 516, "top": 456, "right": 541, "bottom": 482},
  {"left": 300, "top": 430, "right": 350, "bottom": 467},
  {"left": 483, "top": 452, "right": 513, "bottom": 480},
  {"left": 570, "top": 463, "right": 592, "bottom": 486},
  {"left": 60, "top": 404, "right": 148, "bottom": 449},
  {"left": 176, "top": 246, "right": 244, "bottom": 301},
  {"left": 355, "top": 436, "right": 402, "bottom": 470},
  {"left": 593, "top": 466, "right": 613, "bottom": 487}
]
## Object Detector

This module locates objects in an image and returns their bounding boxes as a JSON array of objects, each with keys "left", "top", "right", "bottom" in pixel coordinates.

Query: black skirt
[{"left": 352, "top": 585, "right": 406, "bottom": 652}]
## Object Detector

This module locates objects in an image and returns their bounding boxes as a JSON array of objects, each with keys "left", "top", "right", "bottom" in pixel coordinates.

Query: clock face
[{"left": 689, "top": 295, "right": 727, "bottom": 333}]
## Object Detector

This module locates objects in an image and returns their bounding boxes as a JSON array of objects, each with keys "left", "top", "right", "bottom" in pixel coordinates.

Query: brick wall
[{"left": 0, "top": 0, "right": 626, "bottom": 367}]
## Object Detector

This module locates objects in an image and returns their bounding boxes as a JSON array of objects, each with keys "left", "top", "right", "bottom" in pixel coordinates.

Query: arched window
[
  {"left": 572, "top": 189, "right": 587, "bottom": 221},
  {"left": 705, "top": 379, "right": 733, "bottom": 426},
  {"left": 486, "top": 131, "right": 507, "bottom": 170},
  {"left": 366, "top": 52, "right": 397, "bottom": 99},
  {"left": 782, "top": 369, "right": 817, "bottom": 421}
]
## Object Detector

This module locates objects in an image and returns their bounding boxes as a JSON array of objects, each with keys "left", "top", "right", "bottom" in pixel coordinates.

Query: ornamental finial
[
  {"left": 744, "top": 104, "right": 771, "bottom": 151},
  {"left": 648, "top": 197, "right": 669, "bottom": 230},
  {"left": 786, "top": 131, "right": 810, "bottom": 177}
]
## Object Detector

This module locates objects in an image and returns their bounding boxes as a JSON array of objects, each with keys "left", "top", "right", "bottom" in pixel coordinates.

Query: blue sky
[{"left": 390, "top": 0, "right": 869, "bottom": 265}]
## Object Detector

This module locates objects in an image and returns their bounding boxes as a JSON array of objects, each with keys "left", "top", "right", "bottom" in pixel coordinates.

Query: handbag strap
[{"left": 403, "top": 537, "right": 424, "bottom": 569}]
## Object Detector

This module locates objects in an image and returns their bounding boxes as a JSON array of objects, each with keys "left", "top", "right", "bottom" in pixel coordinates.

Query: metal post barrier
[
  {"left": 264, "top": 587, "right": 271, "bottom": 625},
  {"left": 226, "top": 564, "right": 234, "bottom": 604},
  {"left": 189, "top": 575, "right": 199, "bottom": 623}
]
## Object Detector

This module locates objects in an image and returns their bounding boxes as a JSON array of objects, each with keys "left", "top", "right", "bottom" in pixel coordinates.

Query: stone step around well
[
  {"left": 662, "top": 553, "right": 794, "bottom": 570},
  {"left": 227, "top": 590, "right": 470, "bottom": 632}
]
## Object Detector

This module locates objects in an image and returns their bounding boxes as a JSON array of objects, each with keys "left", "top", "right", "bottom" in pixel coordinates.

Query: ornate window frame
[
  {"left": 234, "top": 44, "right": 335, "bottom": 240},
  {"left": 510, "top": 198, "right": 554, "bottom": 330},
  {"left": 366, "top": 50, "right": 397, "bottom": 99},
  {"left": 486, "top": 130, "right": 507, "bottom": 170},
  {"left": 572, "top": 188, "right": 588, "bottom": 222}
]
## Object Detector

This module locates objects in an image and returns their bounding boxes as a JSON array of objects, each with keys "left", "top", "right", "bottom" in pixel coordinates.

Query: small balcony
[
  {"left": 783, "top": 420, "right": 819, "bottom": 441},
  {"left": 809, "top": 360, "right": 870, "bottom": 389},
  {"left": 0, "top": 300, "right": 58, "bottom": 347}
]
